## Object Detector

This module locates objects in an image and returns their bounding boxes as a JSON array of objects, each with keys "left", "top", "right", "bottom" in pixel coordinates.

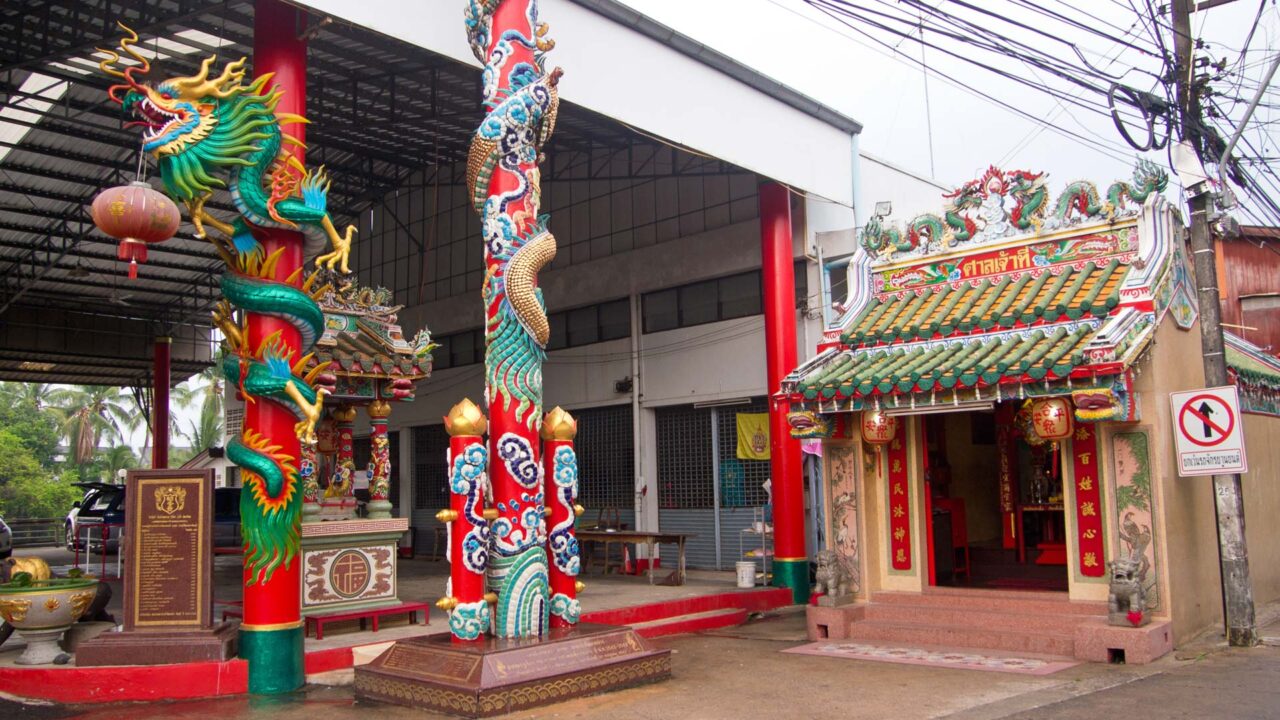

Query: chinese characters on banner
[
  {"left": 887, "top": 432, "right": 912, "bottom": 571},
  {"left": 996, "top": 425, "right": 1016, "bottom": 514},
  {"left": 1073, "top": 425, "right": 1105, "bottom": 577}
]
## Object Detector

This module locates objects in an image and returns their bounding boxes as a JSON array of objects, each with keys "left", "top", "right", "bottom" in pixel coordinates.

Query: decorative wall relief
[
  {"left": 1112, "top": 431, "right": 1160, "bottom": 611},
  {"left": 827, "top": 443, "right": 860, "bottom": 593}
]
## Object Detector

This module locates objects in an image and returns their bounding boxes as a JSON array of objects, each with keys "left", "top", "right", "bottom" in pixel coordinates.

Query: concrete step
[
  {"left": 846, "top": 620, "right": 1076, "bottom": 657},
  {"left": 629, "top": 607, "right": 749, "bottom": 638},
  {"left": 581, "top": 587, "right": 791, "bottom": 626},
  {"left": 863, "top": 602, "right": 1099, "bottom": 634},
  {"left": 871, "top": 589, "right": 1106, "bottom": 616}
]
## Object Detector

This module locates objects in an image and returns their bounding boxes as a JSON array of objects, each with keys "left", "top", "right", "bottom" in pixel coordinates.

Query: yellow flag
[{"left": 736, "top": 413, "right": 771, "bottom": 460}]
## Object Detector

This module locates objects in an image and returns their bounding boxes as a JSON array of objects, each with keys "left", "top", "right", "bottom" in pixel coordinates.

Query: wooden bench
[{"left": 304, "top": 601, "right": 431, "bottom": 640}]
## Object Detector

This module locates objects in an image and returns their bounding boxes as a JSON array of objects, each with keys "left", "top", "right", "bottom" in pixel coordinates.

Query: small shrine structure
[
  {"left": 782, "top": 162, "right": 1259, "bottom": 663},
  {"left": 298, "top": 275, "right": 434, "bottom": 615}
]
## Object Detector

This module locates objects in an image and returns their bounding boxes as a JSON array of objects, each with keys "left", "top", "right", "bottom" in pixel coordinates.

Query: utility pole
[{"left": 1170, "top": 0, "right": 1258, "bottom": 647}]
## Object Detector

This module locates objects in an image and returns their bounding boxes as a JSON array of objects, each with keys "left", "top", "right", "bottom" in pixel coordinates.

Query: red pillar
[
  {"left": 439, "top": 399, "right": 491, "bottom": 643},
  {"left": 240, "top": 0, "right": 306, "bottom": 694},
  {"left": 542, "top": 408, "right": 581, "bottom": 629},
  {"left": 152, "top": 336, "right": 170, "bottom": 469},
  {"left": 759, "top": 182, "right": 809, "bottom": 603}
]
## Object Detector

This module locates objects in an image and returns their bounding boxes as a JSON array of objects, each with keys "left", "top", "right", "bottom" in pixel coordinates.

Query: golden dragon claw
[{"left": 316, "top": 215, "right": 356, "bottom": 275}]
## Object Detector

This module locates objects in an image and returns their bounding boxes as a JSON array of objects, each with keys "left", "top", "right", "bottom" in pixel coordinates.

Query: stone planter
[{"left": 0, "top": 578, "right": 100, "bottom": 665}]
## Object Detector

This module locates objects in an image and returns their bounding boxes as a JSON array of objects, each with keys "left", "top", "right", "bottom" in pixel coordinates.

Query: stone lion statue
[
  {"left": 1107, "top": 555, "right": 1148, "bottom": 627},
  {"left": 813, "top": 549, "right": 852, "bottom": 598}
]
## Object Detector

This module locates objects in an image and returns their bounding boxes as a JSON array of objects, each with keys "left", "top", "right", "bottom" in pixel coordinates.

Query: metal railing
[
  {"left": 6, "top": 518, "right": 62, "bottom": 547},
  {"left": 73, "top": 522, "right": 123, "bottom": 579}
]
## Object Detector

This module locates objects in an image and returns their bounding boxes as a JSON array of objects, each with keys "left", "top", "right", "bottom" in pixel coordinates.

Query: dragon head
[
  {"left": 99, "top": 24, "right": 277, "bottom": 202},
  {"left": 787, "top": 410, "right": 832, "bottom": 439},
  {"left": 1132, "top": 158, "right": 1169, "bottom": 194}
]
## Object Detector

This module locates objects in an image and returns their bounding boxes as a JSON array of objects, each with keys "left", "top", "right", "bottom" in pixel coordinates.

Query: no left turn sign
[{"left": 1170, "top": 385, "right": 1248, "bottom": 477}]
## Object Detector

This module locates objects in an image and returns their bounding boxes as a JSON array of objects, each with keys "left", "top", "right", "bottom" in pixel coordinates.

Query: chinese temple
[{"left": 787, "top": 163, "right": 1280, "bottom": 663}]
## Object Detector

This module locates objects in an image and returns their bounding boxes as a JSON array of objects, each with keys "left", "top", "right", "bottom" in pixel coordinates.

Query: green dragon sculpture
[
  {"left": 100, "top": 26, "right": 343, "bottom": 583},
  {"left": 1056, "top": 160, "right": 1167, "bottom": 225},
  {"left": 1105, "top": 158, "right": 1169, "bottom": 216}
]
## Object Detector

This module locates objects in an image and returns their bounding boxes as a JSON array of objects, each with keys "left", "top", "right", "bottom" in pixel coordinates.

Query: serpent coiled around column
[{"left": 100, "top": 25, "right": 345, "bottom": 583}]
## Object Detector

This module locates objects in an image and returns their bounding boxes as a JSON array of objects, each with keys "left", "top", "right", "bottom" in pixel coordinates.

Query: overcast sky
[{"left": 621, "top": 0, "right": 1278, "bottom": 219}]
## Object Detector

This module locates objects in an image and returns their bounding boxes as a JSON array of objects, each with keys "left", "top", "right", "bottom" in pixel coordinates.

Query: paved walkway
[
  {"left": 6, "top": 610, "right": 1280, "bottom": 719},
  {"left": 8, "top": 547, "right": 1280, "bottom": 718}
]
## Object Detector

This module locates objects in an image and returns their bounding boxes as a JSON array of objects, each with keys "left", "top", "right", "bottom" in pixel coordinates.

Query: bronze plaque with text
[{"left": 123, "top": 469, "right": 214, "bottom": 631}]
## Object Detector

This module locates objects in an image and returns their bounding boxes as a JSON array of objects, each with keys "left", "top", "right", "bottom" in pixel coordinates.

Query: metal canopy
[{"left": 0, "top": 0, "right": 730, "bottom": 387}]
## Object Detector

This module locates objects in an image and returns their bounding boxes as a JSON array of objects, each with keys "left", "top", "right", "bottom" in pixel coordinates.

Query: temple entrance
[{"left": 924, "top": 403, "right": 1068, "bottom": 592}]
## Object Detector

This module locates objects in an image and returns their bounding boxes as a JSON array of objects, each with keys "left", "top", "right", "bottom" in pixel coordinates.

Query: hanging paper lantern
[
  {"left": 861, "top": 409, "right": 897, "bottom": 445},
  {"left": 1030, "top": 397, "right": 1073, "bottom": 442},
  {"left": 90, "top": 181, "right": 180, "bottom": 279}
]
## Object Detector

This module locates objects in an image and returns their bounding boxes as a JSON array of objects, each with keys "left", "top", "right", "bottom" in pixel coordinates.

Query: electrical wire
[{"left": 798, "top": 0, "right": 1144, "bottom": 163}]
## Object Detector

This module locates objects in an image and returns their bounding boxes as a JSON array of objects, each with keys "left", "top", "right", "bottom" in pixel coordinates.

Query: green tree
[
  {"left": 48, "top": 386, "right": 136, "bottom": 466},
  {"left": 0, "top": 429, "right": 79, "bottom": 518},
  {"left": 0, "top": 382, "right": 61, "bottom": 467}
]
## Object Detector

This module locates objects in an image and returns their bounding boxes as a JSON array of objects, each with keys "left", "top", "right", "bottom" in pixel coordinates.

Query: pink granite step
[
  {"left": 846, "top": 620, "right": 1076, "bottom": 657},
  {"left": 871, "top": 589, "right": 1106, "bottom": 616},
  {"left": 864, "top": 603, "right": 1100, "bottom": 634}
]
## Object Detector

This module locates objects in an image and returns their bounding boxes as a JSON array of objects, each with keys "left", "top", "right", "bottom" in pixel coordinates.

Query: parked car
[
  {"left": 214, "top": 487, "right": 242, "bottom": 550},
  {"left": 68, "top": 483, "right": 241, "bottom": 554},
  {"left": 66, "top": 482, "right": 122, "bottom": 551},
  {"left": 72, "top": 483, "right": 126, "bottom": 553},
  {"left": 0, "top": 516, "right": 11, "bottom": 559}
]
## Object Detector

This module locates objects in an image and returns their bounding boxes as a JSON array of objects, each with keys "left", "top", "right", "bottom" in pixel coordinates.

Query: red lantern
[
  {"left": 1030, "top": 397, "right": 1073, "bottom": 442},
  {"left": 861, "top": 409, "right": 897, "bottom": 445},
  {"left": 90, "top": 181, "right": 180, "bottom": 279}
]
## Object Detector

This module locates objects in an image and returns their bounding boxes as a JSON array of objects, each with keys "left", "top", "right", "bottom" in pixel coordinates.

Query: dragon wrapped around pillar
[
  {"left": 462, "top": 0, "right": 562, "bottom": 639},
  {"left": 99, "top": 25, "right": 352, "bottom": 583}
]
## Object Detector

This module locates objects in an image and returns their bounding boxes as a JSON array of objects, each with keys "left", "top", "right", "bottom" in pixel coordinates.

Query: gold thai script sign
[{"left": 877, "top": 229, "right": 1133, "bottom": 294}]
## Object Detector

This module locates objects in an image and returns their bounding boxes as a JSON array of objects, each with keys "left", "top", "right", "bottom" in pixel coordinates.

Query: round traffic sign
[{"left": 1177, "top": 393, "right": 1235, "bottom": 448}]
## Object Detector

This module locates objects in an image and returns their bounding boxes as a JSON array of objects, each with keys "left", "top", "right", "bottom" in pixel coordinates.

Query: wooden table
[{"left": 576, "top": 530, "right": 695, "bottom": 586}]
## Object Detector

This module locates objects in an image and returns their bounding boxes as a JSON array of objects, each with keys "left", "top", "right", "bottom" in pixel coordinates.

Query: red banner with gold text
[
  {"left": 1073, "top": 425, "right": 1105, "bottom": 577},
  {"left": 887, "top": 431, "right": 912, "bottom": 571}
]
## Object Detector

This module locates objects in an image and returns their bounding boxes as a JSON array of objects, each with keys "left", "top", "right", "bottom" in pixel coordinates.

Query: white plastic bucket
[{"left": 736, "top": 561, "right": 756, "bottom": 588}]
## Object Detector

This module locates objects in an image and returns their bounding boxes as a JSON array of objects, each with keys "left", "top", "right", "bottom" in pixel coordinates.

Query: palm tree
[
  {"left": 0, "top": 381, "right": 51, "bottom": 411},
  {"left": 49, "top": 386, "right": 136, "bottom": 466},
  {"left": 173, "top": 362, "right": 225, "bottom": 453},
  {"left": 180, "top": 409, "right": 224, "bottom": 455},
  {"left": 97, "top": 444, "right": 138, "bottom": 482}
]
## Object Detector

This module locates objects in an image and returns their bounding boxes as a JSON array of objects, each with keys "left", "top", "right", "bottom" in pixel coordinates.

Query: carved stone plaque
[{"left": 123, "top": 469, "right": 214, "bottom": 631}]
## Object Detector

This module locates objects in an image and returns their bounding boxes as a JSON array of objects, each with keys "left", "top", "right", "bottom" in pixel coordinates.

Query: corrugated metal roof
[{"left": 0, "top": 0, "right": 687, "bottom": 386}]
